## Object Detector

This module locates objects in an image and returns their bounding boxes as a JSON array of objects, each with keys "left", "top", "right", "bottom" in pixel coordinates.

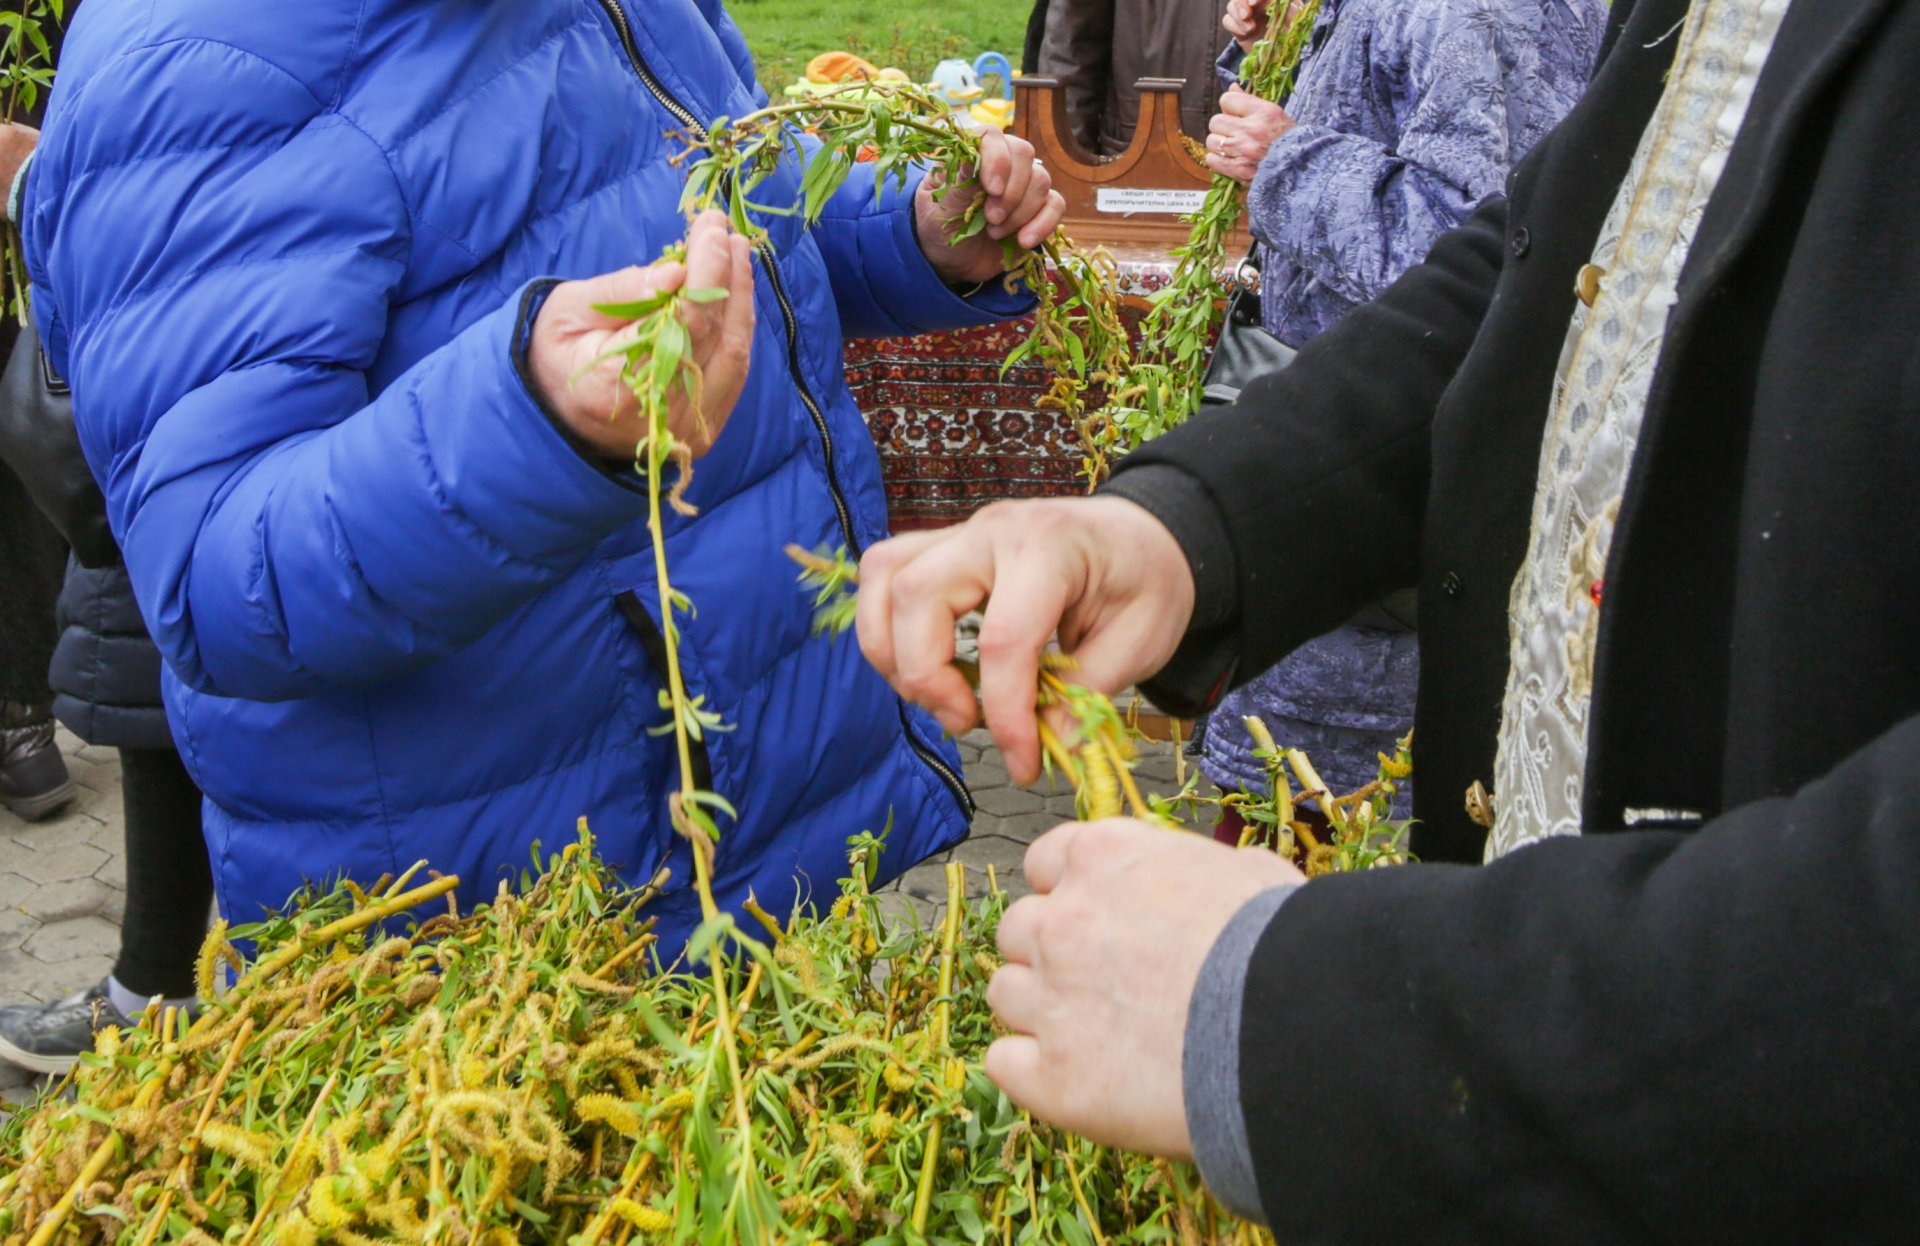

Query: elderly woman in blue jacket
[{"left": 23, "top": 0, "right": 1063, "bottom": 945}]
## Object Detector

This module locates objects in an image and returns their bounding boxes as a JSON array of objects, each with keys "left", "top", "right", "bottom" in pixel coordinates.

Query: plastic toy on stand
[
  {"left": 785, "top": 50, "right": 1017, "bottom": 130},
  {"left": 928, "top": 52, "right": 1016, "bottom": 129}
]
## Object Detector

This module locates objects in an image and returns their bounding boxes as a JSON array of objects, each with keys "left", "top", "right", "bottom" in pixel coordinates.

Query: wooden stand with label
[{"left": 1013, "top": 74, "right": 1251, "bottom": 263}]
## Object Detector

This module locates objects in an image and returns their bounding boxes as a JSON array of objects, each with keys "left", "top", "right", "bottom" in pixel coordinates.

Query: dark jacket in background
[
  {"left": 1105, "top": 0, "right": 1920, "bottom": 1236},
  {"left": 48, "top": 560, "right": 170, "bottom": 750},
  {"left": 0, "top": 315, "right": 170, "bottom": 750},
  {"left": 1038, "top": 0, "right": 1232, "bottom": 157},
  {"left": 0, "top": 11, "right": 73, "bottom": 709},
  {"left": 1021, "top": 0, "right": 1049, "bottom": 74}
]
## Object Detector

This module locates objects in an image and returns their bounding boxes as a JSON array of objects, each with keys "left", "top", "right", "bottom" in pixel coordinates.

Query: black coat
[{"left": 1107, "top": 0, "right": 1920, "bottom": 1238}]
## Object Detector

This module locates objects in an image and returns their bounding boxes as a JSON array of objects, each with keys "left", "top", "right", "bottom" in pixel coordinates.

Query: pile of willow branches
[{"left": 1, "top": 831, "right": 1267, "bottom": 1246}]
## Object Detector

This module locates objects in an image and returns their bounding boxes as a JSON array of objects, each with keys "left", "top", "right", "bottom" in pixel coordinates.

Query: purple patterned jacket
[
  {"left": 1200, "top": 0, "right": 1605, "bottom": 800},
  {"left": 1222, "top": 0, "right": 1605, "bottom": 347}
]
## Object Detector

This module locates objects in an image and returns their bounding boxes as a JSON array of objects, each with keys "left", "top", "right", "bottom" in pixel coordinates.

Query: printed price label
[{"left": 1094, "top": 187, "right": 1208, "bottom": 216}]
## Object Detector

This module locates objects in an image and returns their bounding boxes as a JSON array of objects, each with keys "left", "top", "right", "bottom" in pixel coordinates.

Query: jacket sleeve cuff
[
  {"left": 8, "top": 148, "right": 33, "bottom": 226},
  {"left": 1185, "top": 883, "right": 1301, "bottom": 1225},
  {"left": 818, "top": 165, "right": 1037, "bottom": 337},
  {"left": 1098, "top": 462, "right": 1241, "bottom": 714},
  {"left": 1216, "top": 43, "right": 1247, "bottom": 93}
]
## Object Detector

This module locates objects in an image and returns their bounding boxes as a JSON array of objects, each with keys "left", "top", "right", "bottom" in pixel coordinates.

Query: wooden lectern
[{"left": 1013, "top": 75, "right": 1251, "bottom": 262}]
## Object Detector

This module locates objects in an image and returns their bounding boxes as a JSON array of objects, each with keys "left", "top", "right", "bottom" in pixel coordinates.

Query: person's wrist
[
  {"left": 1, "top": 123, "right": 40, "bottom": 225},
  {"left": 911, "top": 184, "right": 995, "bottom": 289},
  {"left": 520, "top": 280, "right": 633, "bottom": 467},
  {"left": 526, "top": 285, "right": 603, "bottom": 449},
  {"left": 1091, "top": 495, "right": 1194, "bottom": 613}
]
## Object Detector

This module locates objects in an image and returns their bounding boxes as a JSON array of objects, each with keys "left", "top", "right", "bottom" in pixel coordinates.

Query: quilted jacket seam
[
  {"left": 82, "top": 243, "right": 403, "bottom": 352},
  {"left": 384, "top": 11, "right": 592, "bottom": 152}
]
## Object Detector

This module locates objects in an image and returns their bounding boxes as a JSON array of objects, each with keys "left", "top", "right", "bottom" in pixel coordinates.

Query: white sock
[{"left": 105, "top": 975, "right": 197, "bottom": 1022}]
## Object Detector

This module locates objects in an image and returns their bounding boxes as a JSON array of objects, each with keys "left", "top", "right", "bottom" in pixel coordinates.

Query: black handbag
[
  {"left": 1192, "top": 250, "right": 1419, "bottom": 631},
  {"left": 1199, "top": 249, "right": 1297, "bottom": 406},
  {"left": 0, "top": 315, "right": 117, "bottom": 568}
]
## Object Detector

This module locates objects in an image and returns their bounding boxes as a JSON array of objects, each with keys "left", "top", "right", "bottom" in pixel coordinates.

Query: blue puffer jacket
[{"left": 25, "top": 0, "right": 1019, "bottom": 939}]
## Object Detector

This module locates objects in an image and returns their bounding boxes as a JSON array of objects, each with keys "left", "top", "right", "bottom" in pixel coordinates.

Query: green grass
[{"left": 726, "top": 0, "right": 1032, "bottom": 96}]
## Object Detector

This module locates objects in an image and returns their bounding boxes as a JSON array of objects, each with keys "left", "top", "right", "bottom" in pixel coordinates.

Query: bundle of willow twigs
[{"left": 0, "top": 829, "right": 1268, "bottom": 1246}]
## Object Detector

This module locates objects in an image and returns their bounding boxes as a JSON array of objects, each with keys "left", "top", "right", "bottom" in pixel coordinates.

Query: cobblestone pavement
[{"left": 0, "top": 725, "right": 1191, "bottom": 1107}]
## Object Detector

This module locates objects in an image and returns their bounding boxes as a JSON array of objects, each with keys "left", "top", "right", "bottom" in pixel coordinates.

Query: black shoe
[
  {"left": 0, "top": 980, "right": 133, "bottom": 1075},
  {"left": 1, "top": 701, "right": 74, "bottom": 822}
]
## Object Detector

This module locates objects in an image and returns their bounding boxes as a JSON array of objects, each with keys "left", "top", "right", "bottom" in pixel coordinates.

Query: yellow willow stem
[
  {"left": 26, "top": 1052, "right": 179, "bottom": 1246},
  {"left": 234, "top": 1072, "right": 339, "bottom": 1246},
  {"left": 245, "top": 874, "right": 460, "bottom": 988},
  {"left": 911, "top": 863, "right": 967, "bottom": 1235},
  {"left": 1035, "top": 719, "right": 1082, "bottom": 786},
  {"left": 1101, "top": 729, "right": 1153, "bottom": 821},
  {"left": 640, "top": 405, "right": 759, "bottom": 1177},
  {"left": 580, "top": 1150, "right": 659, "bottom": 1246},
  {"left": 1063, "top": 1145, "right": 1111, "bottom": 1246},
  {"left": 132, "top": 1017, "right": 259, "bottom": 1246}
]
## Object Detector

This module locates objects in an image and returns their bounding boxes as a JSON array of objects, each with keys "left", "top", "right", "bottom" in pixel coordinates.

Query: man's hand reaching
[{"left": 855, "top": 496, "right": 1196, "bottom": 783}]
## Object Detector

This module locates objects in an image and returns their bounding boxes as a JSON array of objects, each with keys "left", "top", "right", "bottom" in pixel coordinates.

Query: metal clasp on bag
[{"left": 38, "top": 347, "right": 69, "bottom": 397}]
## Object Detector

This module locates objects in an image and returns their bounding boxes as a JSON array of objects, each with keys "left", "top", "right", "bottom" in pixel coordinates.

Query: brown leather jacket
[{"left": 1038, "top": 0, "right": 1233, "bottom": 158}]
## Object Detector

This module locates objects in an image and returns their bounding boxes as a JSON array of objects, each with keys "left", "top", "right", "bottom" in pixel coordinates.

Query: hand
[
  {"left": 915, "top": 127, "right": 1067, "bottom": 287},
  {"left": 1221, "top": 0, "right": 1274, "bottom": 53},
  {"left": 528, "top": 211, "right": 755, "bottom": 459},
  {"left": 1205, "top": 85, "right": 1295, "bottom": 184},
  {"left": 986, "top": 820, "right": 1305, "bottom": 1158},
  {"left": 0, "top": 122, "right": 39, "bottom": 223},
  {"left": 1222, "top": 0, "right": 1307, "bottom": 54},
  {"left": 855, "top": 496, "right": 1194, "bottom": 784}
]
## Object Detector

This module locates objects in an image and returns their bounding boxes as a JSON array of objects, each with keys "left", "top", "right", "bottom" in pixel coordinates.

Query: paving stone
[
  {"left": 1132, "top": 747, "right": 1182, "bottom": 789},
  {"left": 890, "top": 860, "right": 951, "bottom": 903},
  {"left": 63, "top": 752, "right": 119, "bottom": 795},
  {"left": 971, "top": 785, "right": 1045, "bottom": 818},
  {"left": 0, "top": 905, "right": 37, "bottom": 953},
  {"left": 0, "top": 1061, "right": 48, "bottom": 1112},
  {"left": 962, "top": 758, "right": 1011, "bottom": 792},
  {"left": 23, "top": 914, "right": 121, "bottom": 966},
  {"left": 93, "top": 851, "right": 127, "bottom": 890},
  {"left": 73, "top": 742, "right": 116, "bottom": 766},
  {"left": 1043, "top": 793, "right": 1083, "bottom": 820},
  {"left": 0, "top": 871, "right": 33, "bottom": 907},
  {"left": 14, "top": 877, "right": 114, "bottom": 924},
  {"left": 80, "top": 815, "right": 122, "bottom": 852},
  {"left": 951, "top": 833, "right": 1031, "bottom": 880},
  {"left": 0, "top": 950, "right": 53, "bottom": 1003},
  {"left": 982, "top": 810, "right": 1066, "bottom": 843},
  {"left": 9, "top": 839, "right": 109, "bottom": 887},
  {"left": 874, "top": 888, "right": 936, "bottom": 930}
]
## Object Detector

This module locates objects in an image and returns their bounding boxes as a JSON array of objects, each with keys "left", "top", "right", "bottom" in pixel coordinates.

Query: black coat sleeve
[
  {"left": 1100, "top": 194, "right": 1508, "bottom": 716},
  {"left": 1237, "top": 713, "right": 1920, "bottom": 1243}
]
